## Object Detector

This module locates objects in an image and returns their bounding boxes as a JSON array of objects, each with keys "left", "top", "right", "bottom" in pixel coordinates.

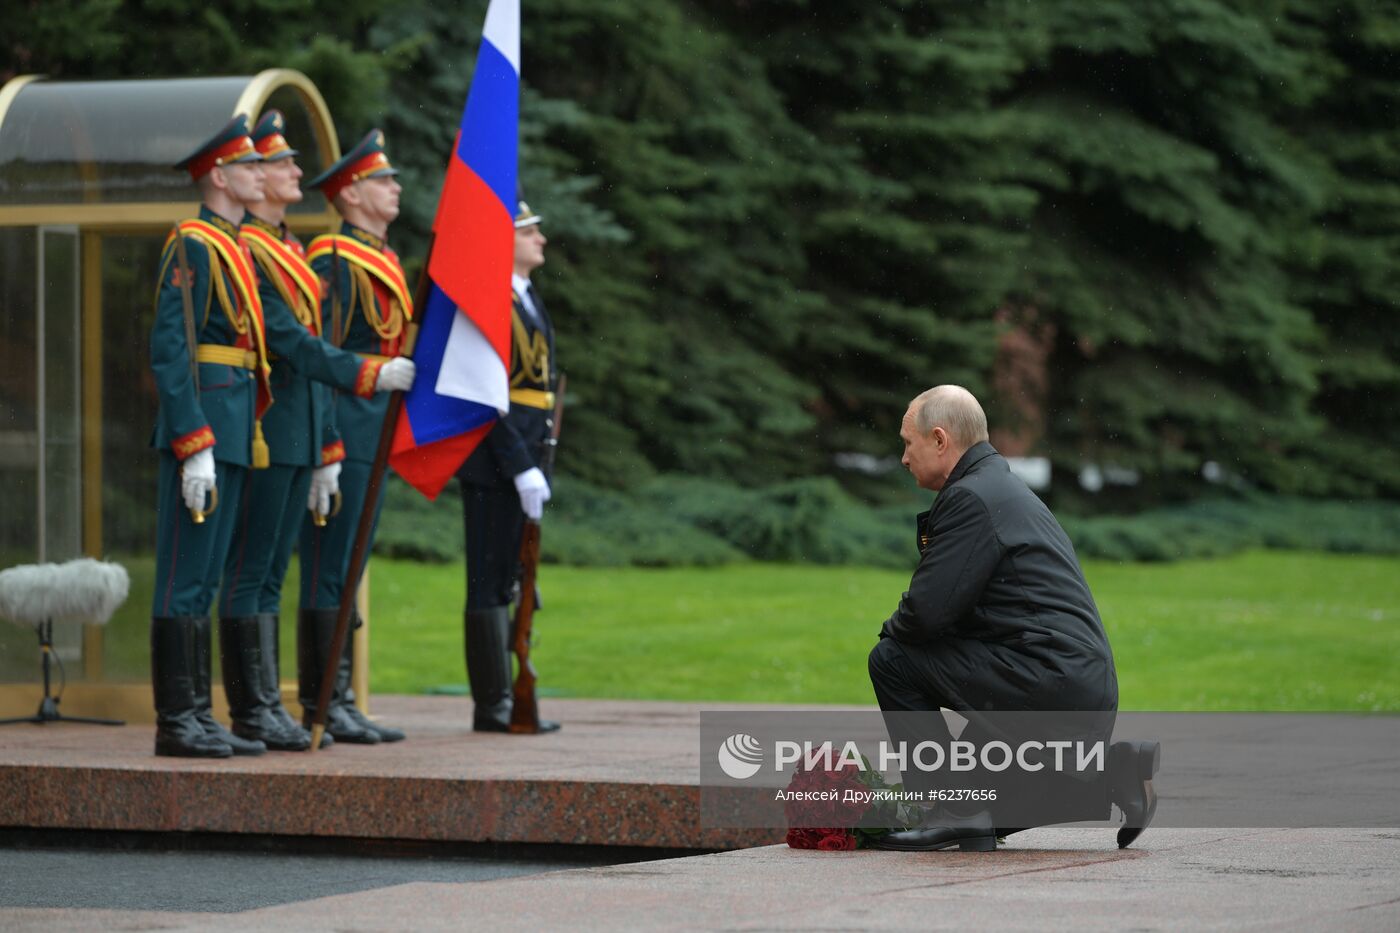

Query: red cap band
[
  {"left": 187, "top": 136, "right": 258, "bottom": 180},
  {"left": 322, "top": 152, "right": 392, "bottom": 201},
  {"left": 255, "top": 132, "right": 292, "bottom": 159}
]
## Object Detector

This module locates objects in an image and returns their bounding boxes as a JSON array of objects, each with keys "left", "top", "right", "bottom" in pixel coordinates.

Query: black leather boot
[
  {"left": 189, "top": 615, "right": 264, "bottom": 756},
  {"left": 333, "top": 612, "right": 405, "bottom": 742},
  {"left": 299, "top": 608, "right": 380, "bottom": 744},
  {"left": 466, "top": 607, "right": 558, "bottom": 734},
  {"left": 466, "top": 607, "right": 514, "bottom": 732},
  {"left": 1110, "top": 740, "right": 1160, "bottom": 848},
  {"left": 258, "top": 613, "right": 328, "bottom": 748},
  {"left": 219, "top": 615, "right": 311, "bottom": 751},
  {"left": 152, "top": 616, "right": 233, "bottom": 758}
]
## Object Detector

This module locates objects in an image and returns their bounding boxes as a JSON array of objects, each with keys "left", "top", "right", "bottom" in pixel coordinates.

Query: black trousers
[
  {"left": 868, "top": 636, "right": 1114, "bottom": 825},
  {"left": 868, "top": 637, "right": 978, "bottom": 800},
  {"left": 460, "top": 480, "right": 524, "bottom": 610}
]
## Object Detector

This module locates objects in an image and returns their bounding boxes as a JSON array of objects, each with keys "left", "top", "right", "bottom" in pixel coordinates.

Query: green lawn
[
  {"left": 370, "top": 550, "right": 1397, "bottom": 711},
  {"left": 54, "top": 550, "right": 1398, "bottom": 711}
]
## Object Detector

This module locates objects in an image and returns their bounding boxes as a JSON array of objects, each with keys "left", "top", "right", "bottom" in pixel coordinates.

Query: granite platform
[
  {"left": 0, "top": 696, "right": 780, "bottom": 850},
  {"left": 5, "top": 699, "right": 1400, "bottom": 929}
]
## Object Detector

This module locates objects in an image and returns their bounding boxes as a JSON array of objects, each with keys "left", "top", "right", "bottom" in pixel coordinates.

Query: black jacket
[{"left": 881, "top": 442, "right": 1117, "bottom": 712}]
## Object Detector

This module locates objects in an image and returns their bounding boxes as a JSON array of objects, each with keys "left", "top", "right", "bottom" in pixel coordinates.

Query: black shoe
[
  {"left": 154, "top": 710, "right": 233, "bottom": 758},
  {"left": 874, "top": 809, "right": 998, "bottom": 852},
  {"left": 307, "top": 703, "right": 381, "bottom": 744},
  {"left": 154, "top": 715, "right": 233, "bottom": 758},
  {"left": 196, "top": 712, "right": 267, "bottom": 756},
  {"left": 273, "top": 702, "right": 329, "bottom": 747},
  {"left": 514, "top": 718, "right": 561, "bottom": 734},
  {"left": 1111, "top": 740, "right": 1161, "bottom": 849},
  {"left": 232, "top": 715, "right": 310, "bottom": 751},
  {"left": 338, "top": 702, "right": 405, "bottom": 743},
  {"left": 473, "top": 718, "right": 561, "bottom": 734},
  {"left": 151, "top": 616, "right": 234, "bottom": 758}
]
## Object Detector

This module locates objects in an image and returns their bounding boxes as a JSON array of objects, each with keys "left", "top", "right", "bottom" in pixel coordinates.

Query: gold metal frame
[
  {"left": 0, "top": 202, "right": 333, "bottom": 233},
  {"left": 81, "top": 231, "right": 105, "bottom": 680},
  {"left": 234, "top": 68, "right": 342, "bottom": 168},
  {"left": 0, "top": 69, "right": 341, "bottom": 231},
  {"left": 0, "top": 73, "right": 43, "bottom": 133}
]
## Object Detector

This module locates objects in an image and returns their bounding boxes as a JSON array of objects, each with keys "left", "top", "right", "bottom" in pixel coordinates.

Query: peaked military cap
[
  {"left": 251, "top": 110, "right": 298, "bottom": 161},
  {"left": 174, "top": 114, "right": 262, "bottom": 180},
  {"left": 515, "top": 200, "right": 542, "bottom": 229},
  {"left": 306, "top": 129, "right": 398, "bottom": 201}
]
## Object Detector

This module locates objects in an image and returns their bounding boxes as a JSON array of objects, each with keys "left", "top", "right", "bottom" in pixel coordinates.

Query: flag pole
[{"left": 309, "top": 234, "right": 436, "bottom": 752}]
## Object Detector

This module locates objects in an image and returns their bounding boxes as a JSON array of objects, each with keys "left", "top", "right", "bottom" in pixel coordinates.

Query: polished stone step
[{"left": 0, "top": 696, "right": 780, "bottom": 851}]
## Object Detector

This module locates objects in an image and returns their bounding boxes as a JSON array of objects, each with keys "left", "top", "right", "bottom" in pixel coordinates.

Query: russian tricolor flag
[{"left": 389, "top": 0, "right": 520, "bottom": 499}]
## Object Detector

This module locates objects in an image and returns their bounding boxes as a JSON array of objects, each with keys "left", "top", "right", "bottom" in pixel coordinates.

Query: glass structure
[{"left": 0, "top": 71, "right": 342, "bottom": 715}]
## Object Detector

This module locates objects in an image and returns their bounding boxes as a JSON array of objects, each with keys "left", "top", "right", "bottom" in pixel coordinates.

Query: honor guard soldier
[
  {"left": 456, "top": 201, "right": 560, "bottom": 734},
  {"left": 150, "top": 115, "right": 272, "bottom": 758},
  {"left": 216, "top": 112, "right": 416, "bottom": 751},
  {"left": 299, "top": 130, "right": 413, "bottom": 744}
]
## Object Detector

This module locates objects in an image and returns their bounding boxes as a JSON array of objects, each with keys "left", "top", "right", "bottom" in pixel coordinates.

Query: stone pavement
[
  {"left": 3, "top": 697, "right": 1398, "bottom": 929},
  {"left": 2, "top": 828, "right": 1397, "bottom": 931}
]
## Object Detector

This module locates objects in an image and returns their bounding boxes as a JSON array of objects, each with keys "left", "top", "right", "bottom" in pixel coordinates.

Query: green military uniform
[
  {"left": 297, "top": 129, "right": 411, "bottom": 743},
  {"left": 214, "top": 111, "right": 386, "bottom": 751},
  {"left": 150, "top": 115, "right": 270, "bottom": 758}
]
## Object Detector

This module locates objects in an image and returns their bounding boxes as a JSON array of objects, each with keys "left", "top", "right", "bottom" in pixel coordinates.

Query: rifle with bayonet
[{"left": 509, "top": 373, "right": 566, "bottom": 734}]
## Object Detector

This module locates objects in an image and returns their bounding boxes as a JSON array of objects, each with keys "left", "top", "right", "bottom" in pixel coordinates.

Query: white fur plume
[{"left": 0, "top": 559, "right": 130, "bottom": 627}]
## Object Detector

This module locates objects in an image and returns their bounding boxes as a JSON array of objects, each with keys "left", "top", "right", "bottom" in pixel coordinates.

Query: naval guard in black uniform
[{"left": 457, "top": 201, "right": 561, "bottom": 734}]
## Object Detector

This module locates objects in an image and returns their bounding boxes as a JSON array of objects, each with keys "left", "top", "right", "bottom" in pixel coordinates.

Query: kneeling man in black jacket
[{"left": 869, "top": 385, "right": 1158, "bottom": 851}]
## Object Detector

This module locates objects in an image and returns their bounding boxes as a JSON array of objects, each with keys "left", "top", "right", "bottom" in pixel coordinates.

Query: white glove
[
  {"left": 308, "top": 462, "right": 343, "bottom": 516},
  {"left": 513, "top": 467, "right": 551, "bottom": 520},
  {"left": 181, "top": 448, "right": 216, "bottom": 513},
  {"left": 374, "top": 357, "right": 416, "bottom": 393}
]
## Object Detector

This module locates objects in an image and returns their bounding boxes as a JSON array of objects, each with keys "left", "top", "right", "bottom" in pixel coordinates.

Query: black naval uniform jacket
[
  {"left": 880, "top": 442, "right": 1118, "bottom": 713},
  {"left": 458, "top": 287, "right": 557, "bottom": 487}
]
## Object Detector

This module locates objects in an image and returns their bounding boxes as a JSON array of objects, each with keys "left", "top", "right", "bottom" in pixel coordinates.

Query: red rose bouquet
[{"left": 782, "top": 756, "right": 917, "bottom": 850}]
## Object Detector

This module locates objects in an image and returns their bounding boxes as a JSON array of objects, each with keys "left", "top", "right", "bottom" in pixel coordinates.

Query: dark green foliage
[
  {"left": 631, "top": 475, "right": 913, "bottom": 567},
  {"left": 1061, "top": 495, "right": 1400, "bottom": 563},
  {"left": 746, "top": 0, "right": 1357, "bottom": 495},
  {"left": 544, "top": 477, "right": 745, "bottom": 567},
  {"left": 372, "top": 474, "right": 913, "bottom": 568},
  {"left": 373, "top": 474, "right": 464, "bottom": 563},
  {"left": 650, "top": 477, "right": 913, "bottom": 567},
  {"left": 374, "top": 468, "right": 1400, "bottom": 568},
  {"left": 7, "top": 0, "right": 1398, "bottom": 508}
]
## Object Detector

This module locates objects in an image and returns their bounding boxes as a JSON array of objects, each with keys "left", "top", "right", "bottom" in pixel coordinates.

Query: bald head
[
  {"left": 900, "top": 386, "right": 989, "bottom": 491},
  {"left": 910, "top": 385, "right": 989, "bottom": 448}
]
